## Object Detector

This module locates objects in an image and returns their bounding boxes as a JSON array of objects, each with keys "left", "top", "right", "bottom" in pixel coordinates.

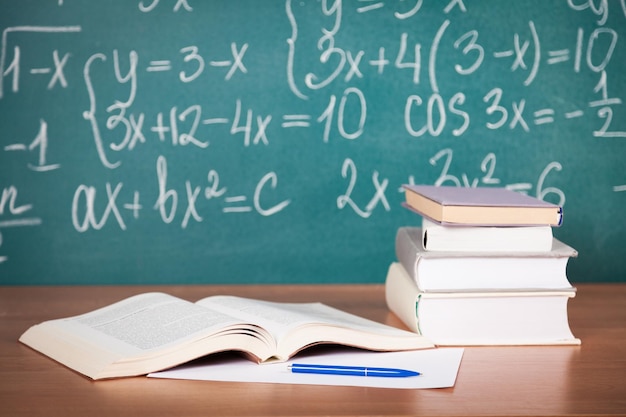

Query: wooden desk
[{"left": 1, "top": 284, "right": 625, "bottom": 416}]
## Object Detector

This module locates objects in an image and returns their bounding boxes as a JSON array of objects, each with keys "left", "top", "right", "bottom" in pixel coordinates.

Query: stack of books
[{"left": 385, "top": 184, "right": 580, "bottom": 346}]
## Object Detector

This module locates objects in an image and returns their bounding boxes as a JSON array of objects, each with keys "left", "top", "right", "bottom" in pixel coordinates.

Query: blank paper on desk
[{"left": 149, "top": 348, "right": 464, "bottom": 389}]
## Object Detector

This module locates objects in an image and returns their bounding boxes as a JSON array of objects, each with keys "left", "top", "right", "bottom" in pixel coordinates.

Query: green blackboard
[{"left": 1, "top": 0, "right": 625, "bottom": 285}]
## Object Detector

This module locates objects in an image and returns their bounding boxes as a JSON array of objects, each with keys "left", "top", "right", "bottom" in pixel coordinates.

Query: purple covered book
[{"left": 402, "top": 185, "right": 563, "bottom": 227}]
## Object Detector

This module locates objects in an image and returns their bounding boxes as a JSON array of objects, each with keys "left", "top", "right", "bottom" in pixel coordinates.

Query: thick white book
[
  {"left": 396, "top": 227, "right": 577, "bottom": 292},
  {"left": 421, "top": 218, "right": 554, "bottom": 252},
  {"left": 385, "top": 262, "right": 580, "bottom": 346}
]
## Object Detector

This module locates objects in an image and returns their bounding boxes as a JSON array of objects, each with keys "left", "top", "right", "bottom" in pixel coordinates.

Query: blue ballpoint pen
[{"left": 288, "top": 363, "right": 420, "bottom": 378}]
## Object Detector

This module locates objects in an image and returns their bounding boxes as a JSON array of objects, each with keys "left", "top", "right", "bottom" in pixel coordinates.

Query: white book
[
  {"left": 19, "top": 293, "right": 432, "bottom": 380},
  {"left": 396, "top": 227, "right": 577, "bottom": 292},
  {"left": 385, "top": 262, "right": 580, "bottom": 346},
  {"left": 421, "top": 218, "right": 554, "bottom": 252}
]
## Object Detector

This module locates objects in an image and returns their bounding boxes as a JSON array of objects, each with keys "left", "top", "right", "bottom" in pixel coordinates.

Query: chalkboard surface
[{"left": 1, "top": 1, "right": 625, "bottom": 285}]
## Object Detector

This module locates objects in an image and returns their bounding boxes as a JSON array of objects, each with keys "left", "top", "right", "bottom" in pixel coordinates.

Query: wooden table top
[{"left": 1, "top": 284, "right": 625, "bottom": 417}]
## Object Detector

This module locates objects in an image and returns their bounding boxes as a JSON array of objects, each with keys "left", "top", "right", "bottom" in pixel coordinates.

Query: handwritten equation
[{"left": 1, "top": 0, "right": 625, "bottom": 275}]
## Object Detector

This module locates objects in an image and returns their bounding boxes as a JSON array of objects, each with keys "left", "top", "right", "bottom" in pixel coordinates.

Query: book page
[
  {"left": 19, "top": 292, "right": 276, "bottom": 379},
  {"left": 196, "top": 296, "right": 329, "bottom": 343},
  {"left": 197, "top": 296, "right": 430, "bottom": 358},
  {"left": 51, "top": 293, "right": 249, "bottom": 354}
]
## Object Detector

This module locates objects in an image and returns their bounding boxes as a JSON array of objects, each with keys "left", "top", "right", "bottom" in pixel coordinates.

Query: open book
[{"left": 19, "top": 293, "right": 433, "bottom": 380}]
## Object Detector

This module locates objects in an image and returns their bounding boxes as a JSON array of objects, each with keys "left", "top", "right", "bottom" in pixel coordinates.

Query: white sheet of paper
[{"left": 148, "top": 348, "right": 464, "bottom": 389}]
